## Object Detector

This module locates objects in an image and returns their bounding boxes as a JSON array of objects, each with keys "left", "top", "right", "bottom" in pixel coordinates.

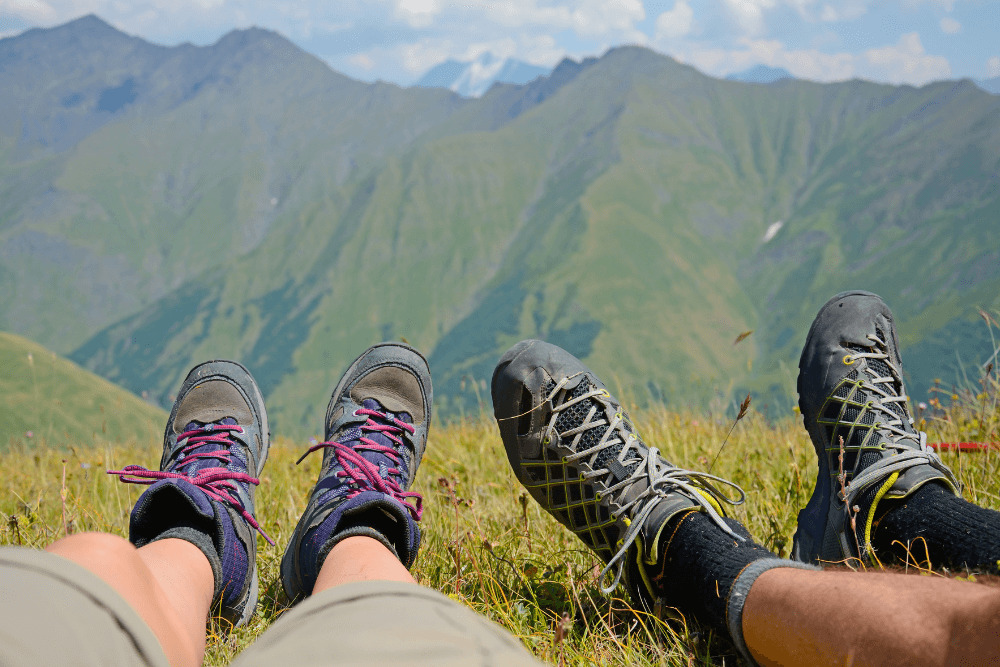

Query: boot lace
[
  {"left": 838, "top": 332, "right": 957, "bottom": 508},
  {"left": 543, "top": 374, "right": 746, "bottom": 593},
  {"left": 296, "top": 407, "right": 423, "bottom": 520},
  {"left": 108, "top": 422, "right": 273, "bottom": 544}
]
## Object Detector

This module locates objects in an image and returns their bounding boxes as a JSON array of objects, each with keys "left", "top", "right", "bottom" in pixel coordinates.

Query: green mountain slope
[
  {"left": 0, "top": 331, "right": 166, "bottom": 448},
  {"left": 0, "top": 15, "right": 467, "bottom": 353},
  {"left": 2, "top": 21, "right": 999, "bottom": 436}
]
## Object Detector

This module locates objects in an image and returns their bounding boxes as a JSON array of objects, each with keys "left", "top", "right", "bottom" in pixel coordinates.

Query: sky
[{"left": 1, "top": 0, "right": 998, "bottom": 87}]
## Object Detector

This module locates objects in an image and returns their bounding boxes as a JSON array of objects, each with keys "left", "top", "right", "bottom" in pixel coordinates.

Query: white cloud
[
  {"left": 722, "top": 0, "right": 777, "bottom": 35},
  {"left": 190, "top": 0, "right": 226, "bottom": 9},
  {"left": 329, "top": 0, "right": 647, "bottom": 82},
  {"left": 681, "top": 37, "right": 855, "bottom": 81},
  {"left": 939, "top": 16, "right": 960, "bottom": 33},
  {"left": 394, "top": 0, "right": 442, "bottom": 28},
  {"left": 0, "top": 0, "right": 58, "bottom": 22},
  {"left": 903, "top": 0, "right": 956, "bottom": 10},
  {"left": 349, "top": 53, "right": 375, "bottom": 71},
  {"left": 988, "top": 56, "right": 1000, "bottom": 78},
  {"left": 569, "top": 0, "right": 645, "bottom": 37},
  {"left": 721, "top": 0, "right": 876, "bottom": 29},
  {"left": 863, "top": 32, "right": 950, "bottom": 85},
  {"left": 389, "top": 0, "right": 644, "bottom": 38},
  {"left": 655, "top": 0, "right": 694, "bottom": 40},
  {"left": 819, "top": 1, "right": 871, "bottom": 22},
  {"left": 678, "top": 30, "right": 951, "bottom": 86},
  {"left": 399, "top": 38, "right": 454, "bottom": 73}
]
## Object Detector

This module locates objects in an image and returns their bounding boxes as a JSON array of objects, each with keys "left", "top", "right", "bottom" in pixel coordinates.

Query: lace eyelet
[
  {"left": 600, "top": 389, "right": 610, "bottom": 398},
  {"left": 843, "top": 355, "right": 855, "bottom": 365},
  {"left": 542, "top": 435, "right": 550, "bottom": 445}
]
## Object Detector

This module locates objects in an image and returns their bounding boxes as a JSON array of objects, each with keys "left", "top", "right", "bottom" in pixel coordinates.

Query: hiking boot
[
  {"left": 491, "top": 339, "right": 746, "bottom": 598},
  {"left": 281, "top": 343, "right": 432, "bottom": 601},
  {"left": 793, "top": 291, "right": 959, "bottom": 564},
  {"left": 108, "top": 360, "right": 272, "bottom": 627}
]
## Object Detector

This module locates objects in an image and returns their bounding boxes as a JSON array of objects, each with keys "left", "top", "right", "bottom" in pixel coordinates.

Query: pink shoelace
[
  {"left": 296, "top": 407, "right": 423, "bottom": 520},
  {"left": 108, "top": 423, "right": 274, "bottom": 545}
]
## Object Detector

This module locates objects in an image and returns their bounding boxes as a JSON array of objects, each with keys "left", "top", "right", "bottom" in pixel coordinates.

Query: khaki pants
[{"left": 0, "top": 547, "right": 541, "bottom": 666}]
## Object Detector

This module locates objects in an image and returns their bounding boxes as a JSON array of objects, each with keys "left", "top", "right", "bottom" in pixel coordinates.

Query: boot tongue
[
  {"left": 354, "top": 399, "right": 411, "bottom": 481},
  {"left": 184, "top": 416, "right": 237, "bottom": 431},
  {"left": 180, "top": 417, "right": 241, "bottom": 473}
]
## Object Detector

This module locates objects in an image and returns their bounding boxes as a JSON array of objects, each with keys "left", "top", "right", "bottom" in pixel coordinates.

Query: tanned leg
[
  {"left": 743, "top": 567, "right": 1000, "bottom": 667},
  {"left": 311, "top": 535, "right": 415, "bottom": 594},
  {"left": 46, "top": 533, "right": 213, "bottom": 667}
]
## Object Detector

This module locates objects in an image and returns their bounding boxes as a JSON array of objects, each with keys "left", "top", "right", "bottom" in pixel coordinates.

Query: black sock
[
  {"left": 651, "top": 511, "right": 776, "bottom": 634},
  {"left": 872, "top": 482, "right": 1000, "bottom": 573},
  {"left": 645, "top": 510, "right": 818, "bottom": 664}
]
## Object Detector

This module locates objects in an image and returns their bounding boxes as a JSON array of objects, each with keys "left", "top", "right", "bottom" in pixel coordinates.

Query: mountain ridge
[{"left": 2, "top": 18, "right": 998, "bottom": 435}]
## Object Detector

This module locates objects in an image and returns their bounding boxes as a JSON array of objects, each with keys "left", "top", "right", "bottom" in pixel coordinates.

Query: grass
[{"left": 2, "top": 395, "right": 999, "bottom": 665}]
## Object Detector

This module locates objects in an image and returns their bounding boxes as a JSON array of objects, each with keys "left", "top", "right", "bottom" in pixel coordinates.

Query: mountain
[
  {"left": 726, "top": 65, "right": 795, "bottom": 83},
  {"left": 2, "top": 19, "right": 999, "bottom": 437},
  {"left": 0, "top": 15, "right": 466, "bottom": 354},
  {"left": 416, "top": 53, "right": 550, "bottom": 97},
  {"left": 976, "top": 75, "right": 1000, "bottom": 95},
  {"left": 0, "top": 331, "right": 166, "bottom": 448}
]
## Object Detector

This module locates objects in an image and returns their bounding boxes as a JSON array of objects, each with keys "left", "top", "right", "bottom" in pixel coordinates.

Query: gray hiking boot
[
  {"left": 109, "top": 360, "right": 271, "bottom": 627},
  {"left": 793, "top": 291, "right": 959, "bottom": 564},
  {"left": 281, "top": 343, "right": 432, "bottom": 601},
  {"left": 492, "top": 339, "right": 746, "bottom": 598}
]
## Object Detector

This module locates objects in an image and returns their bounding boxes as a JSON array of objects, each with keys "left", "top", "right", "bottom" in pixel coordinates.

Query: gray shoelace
[
  {"left": 543, "top": 374, "right": 746, "bottom": 593},
  {"left": 840, "top": 333, "right": 958, "bottom": 509}
]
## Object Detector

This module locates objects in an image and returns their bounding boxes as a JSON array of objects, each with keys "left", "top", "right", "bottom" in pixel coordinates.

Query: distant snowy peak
[
  {"left": 726, "top": 64, "right": 795, "bottom": 84},
  {"left": 416, "top": 54, "right": 550, "bottom": 97}
]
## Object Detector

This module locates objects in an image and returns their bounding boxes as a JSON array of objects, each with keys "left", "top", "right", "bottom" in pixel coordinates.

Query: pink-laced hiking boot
[
  {"left": 280, "top": 343, "right": 432, "bottom": 601},
  {"left": 109, "top": 360, "right": 272, "bottom": 626}
]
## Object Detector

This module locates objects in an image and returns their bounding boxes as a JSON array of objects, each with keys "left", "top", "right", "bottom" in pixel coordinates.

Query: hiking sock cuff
[
  {"left": 152, "top": 526, "right": 224, "bottom": 597},
  {"left": 873, "top": 481, "right": 1000, "bottom": 573},
  {"left": 727, "top": 558, "right": 821, "bottom": 666}
]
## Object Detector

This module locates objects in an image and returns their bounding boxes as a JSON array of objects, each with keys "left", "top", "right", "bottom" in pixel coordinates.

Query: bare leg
[
  {"left": 46, "top": 532, "right": 213, "bottom": 667},
  {"left": 311, "top": 535, "right": 415, "bottom": 594},
  {"left": 743, "top": 567, "right": 1000, "bottom": 667}
]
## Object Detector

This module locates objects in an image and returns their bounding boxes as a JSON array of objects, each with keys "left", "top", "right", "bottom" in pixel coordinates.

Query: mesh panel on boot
[{"left": 524, "top": 378, "right": 620, "bottom": 559}]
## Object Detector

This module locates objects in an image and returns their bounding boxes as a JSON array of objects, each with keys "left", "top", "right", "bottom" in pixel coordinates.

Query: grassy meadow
[
  {"left": 0, "top": 331, "right": 167, "bottom": 450},
  {"left": 2, "top": 382, "right": 998, "bottom": 665}
]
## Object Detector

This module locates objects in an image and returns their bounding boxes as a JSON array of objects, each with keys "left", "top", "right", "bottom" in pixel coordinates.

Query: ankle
[
  {"left": 313, "top": 536, "right": 417, "bottom": 593},
  {"left": 645, "top": 511, "right": 819, "bottom": 663},
  {"left": 871, "top": 481, "right": 1000, "bottom": 573},
  {"left": 128, "top": 481, "right": 257, "bottom": 619},
  {"left": 290, "top": 491, "right": 422, "bottom": 598},
  {"left": 650, "top": 512, "right": 774, "bottom": 621}
]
